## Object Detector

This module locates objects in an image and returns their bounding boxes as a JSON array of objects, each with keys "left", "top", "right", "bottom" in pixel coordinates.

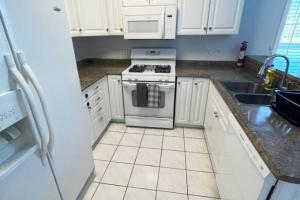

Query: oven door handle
[
  {"left": 123, "top": 82, "right": 175, "bottom": 89},
  {"left": 122, "top": 82, "right": 136, "bottom": 88}
]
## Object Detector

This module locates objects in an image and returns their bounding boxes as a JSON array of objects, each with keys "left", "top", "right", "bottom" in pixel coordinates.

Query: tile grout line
[
  {"left": 90, "top": 125, "right": 127, "bottom": 200},
  {"left": 154, "top": 129, "right": 164, "bottom": 200},
  {"left": 122, "top": 128, "right": 146, "bottom": 200},
  {"left": 183, "top": 128, "right": 190, "bottom": 200}
]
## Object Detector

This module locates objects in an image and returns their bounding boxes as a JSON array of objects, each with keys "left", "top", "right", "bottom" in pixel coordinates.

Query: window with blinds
[{"left": 275, "top": 0, "right": 300, "bottom": 78}]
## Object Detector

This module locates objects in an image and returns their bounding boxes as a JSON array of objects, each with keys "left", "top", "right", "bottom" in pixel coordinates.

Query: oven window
[
  {"left": 132, "top": 91, "right": 165, "bottom": 108},
  {"left": 128, "top": 20, "right": 159, "bottom": 33}
]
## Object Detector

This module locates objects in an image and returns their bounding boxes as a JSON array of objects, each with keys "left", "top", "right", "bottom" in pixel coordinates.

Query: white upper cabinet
[
  {"left": 177, "top": 0, "right": 210, "bottom": 35},
  {"left": 177, "top": 0, "right": 244, "bottom": 35},
  {"left": 189, "top": 78, "right": 209, "bottom": 126},
  {"left": 64, "top": 0, "right": 123, "bottom": 36},
  {"left": 107, "top": 0, "right": 124, "bottom": 35},
  {"left": 175, "top": 78, "right": 193, "bottom": 125},
  {"left": 77, "top": 0, "right": 109, "bottom": 36},
  {"left": 64, "top": 0, "right": 81, "bottom": 36},
  {"left": 123, "top": 0, "right": 150, "bottom": 6},
  {"left": 207, "top": 0, "right": 245, "bottom": 34}
]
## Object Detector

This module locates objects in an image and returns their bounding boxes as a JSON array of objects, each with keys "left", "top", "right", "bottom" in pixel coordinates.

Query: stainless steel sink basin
[
  {"left": 234, "top": 94, "right": 274, "bottom": 105},
  {"left": 222, "top": 81, "right": 270, "bottom": 94}
]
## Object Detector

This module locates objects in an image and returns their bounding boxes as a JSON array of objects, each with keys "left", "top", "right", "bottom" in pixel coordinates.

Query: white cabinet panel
[
  {"left": 77, "top": 0, "right": 109, "bottom": 36},
  {"left": 205, "top": 83, "right": 276, "bottom": 200},
  {"left": 189, "top": 78, "right": 209, "bottom": 126},
  {"left": 177, "top": 0, "right": 210, "bottom": 35},
  {"left": 175, "top": 78, "right": 193, "bottom": 125},
  {"left": 107, "top": 0, "right": 124, "bottom": 35},
  {"left": 207, "top": 0, "right": 244, "bottom": 34},
  {"left": 108, "top": 75, "right": 124, "bottom": 121},
  {"left": 64, "top": 0, "right": 81, "bottom": 36},
  {"left": 123, "top": 0, "right": 150, "bottom": 6},
  {"left": 150, "top": 0, "right": 177, "bottom": 5}
]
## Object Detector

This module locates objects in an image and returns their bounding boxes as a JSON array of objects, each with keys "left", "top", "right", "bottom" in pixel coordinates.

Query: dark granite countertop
[
  {"left": 78, "top": 58, "right": 300, "bottom": 183},
  {"left": 77, "top": 59, "right": 130, "bottom": 90}
]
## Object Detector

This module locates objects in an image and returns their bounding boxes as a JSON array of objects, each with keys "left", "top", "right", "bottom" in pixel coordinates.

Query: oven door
[
  {"left": 122, "top": 81, "right": 175, "bottom": 118},
  {"left": 123, "top": 7, "right": 165, "bottom": 39}
]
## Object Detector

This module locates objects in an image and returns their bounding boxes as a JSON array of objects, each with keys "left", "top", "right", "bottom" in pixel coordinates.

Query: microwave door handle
[
  {"left": 161, "top": 9, "right": 165, "bottom": 38},
  {"left": 16, "top": 52, "right": 54, "bottom": 157},
  {"left": 4, "top": 54, "right": 48, "bottom": 164}
]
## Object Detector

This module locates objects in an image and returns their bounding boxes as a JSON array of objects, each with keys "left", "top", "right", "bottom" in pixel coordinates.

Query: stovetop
[{"left": 129, "top": 65, "right": 171, "bottom": 73}]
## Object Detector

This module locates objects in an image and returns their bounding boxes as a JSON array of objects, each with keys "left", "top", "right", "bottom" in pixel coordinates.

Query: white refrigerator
[{"left": 0, "top": 0, "right": 94, "bottom": 200}]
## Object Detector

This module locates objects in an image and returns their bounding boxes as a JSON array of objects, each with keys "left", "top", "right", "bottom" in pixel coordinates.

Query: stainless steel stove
[{"left": 122, "top": 48, "right": 176, "bottom": 128}]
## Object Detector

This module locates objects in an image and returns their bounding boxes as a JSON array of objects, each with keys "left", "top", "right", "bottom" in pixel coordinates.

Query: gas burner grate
[{"left": 129, "top": 64, "right": 171, "bottom": 73}]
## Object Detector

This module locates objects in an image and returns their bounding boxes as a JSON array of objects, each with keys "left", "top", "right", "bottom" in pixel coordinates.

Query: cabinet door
[
  {"left": 77, "top": 0, "right": 109, "bottom": 36},
  {"left": 102, "top": 77, "right": 112, "bottom": 123},
  {"left": 108, "top": 75, "right": 125, "bottom": 121},
  {"left": 123, "top": 0, "right": 149, "bottom": 6},
  {"left": 64, "top": 0, "right": 81, "bottom": 36},
  {"left": 207, "top": 0, "right": 244, "bottom": 35},
  {"left": 107, "top": 0, "right": 123, "bottom": 35},
  {"left": 84, "top": 102, "right": 95, "bottom": 145},
  {"left": 175, "top": 78, "right": 193, "bottom": 125},
  {"left": 177, "top": 0, "right": 210, "bottom": 35},
  {"left": 189, "top": 78, "right": 209, "bottom": 126},
  {"left": 149, "top": 0, "right": 177, "bottom": 5}
]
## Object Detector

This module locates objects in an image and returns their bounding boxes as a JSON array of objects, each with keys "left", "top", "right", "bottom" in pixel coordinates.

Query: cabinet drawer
[
  {"left": 91, "top": 100, "right": 105, "bottom": 120},
  {"left": 82, "top": 79, "right": 103, "bottom": 101},
  {"left": 88, "top": 89, "right": 104, "bottom": 107}
]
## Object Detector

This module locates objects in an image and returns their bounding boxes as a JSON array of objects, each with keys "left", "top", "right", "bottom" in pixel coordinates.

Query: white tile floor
[{"left": 83, "top": 123, "right": 220, "bottom": 200}]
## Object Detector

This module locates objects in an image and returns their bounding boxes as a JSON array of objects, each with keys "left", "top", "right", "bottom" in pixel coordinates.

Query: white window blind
[{"left": 275, "top": 0, "right": 300, "bottom": 78}]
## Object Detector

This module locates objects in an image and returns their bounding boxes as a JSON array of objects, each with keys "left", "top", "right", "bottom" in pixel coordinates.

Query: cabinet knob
[
  {"left": 177, "top": 82, "right": 180, "bottom": 85},
  {"left": 120, "top": 28, "right": 123, "bottom": 32},
  {"left": 209, "top": 27, "right": 212, "bottom": 31},
  {"left": 79, "top": 28, "right": 82, "bottom": 32},
  {"left": 204, "top": 27, "right": 207, "bottom": 31},
  {"left": 195, "top": 83, "right": 198, "bottom": 86},
  {"left": 106, "top": 28, "right": 109, "bottom": 32}
]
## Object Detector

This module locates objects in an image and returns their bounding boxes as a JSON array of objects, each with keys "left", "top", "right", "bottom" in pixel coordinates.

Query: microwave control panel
[{"left": 164, "top": 6, "right": 177, "bottom": 39}]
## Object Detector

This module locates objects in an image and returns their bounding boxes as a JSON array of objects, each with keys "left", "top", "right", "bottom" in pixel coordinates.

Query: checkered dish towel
[{"left": 147, "top": 84, "right": 160, "bottom": 108}]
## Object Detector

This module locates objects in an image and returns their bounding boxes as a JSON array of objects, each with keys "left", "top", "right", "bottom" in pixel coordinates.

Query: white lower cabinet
[
  {"left": 108, "top": 75, "right": 125, "bottom": 121},
  {"left": 205, "top": 83, "right": 276, "bottom": 200},
  {"left": 83, "top": 77, "right": 112, "bottom": 145},
  {"left": 175, "top": 77, "right": 209, "bottom": 127}
]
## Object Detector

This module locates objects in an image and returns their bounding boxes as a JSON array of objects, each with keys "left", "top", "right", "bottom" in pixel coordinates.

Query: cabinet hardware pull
[
  {"left": 204, "top": 27, "right": 207, "bottom": 31},
  {"left": 120, "top": 28, "right": 123, "bottom": 32},
  {"left": 195, "top": 83, "right": 198, "bottom": 86},
  {"left": 96, "top": 97, "right": 101, "bottom": 101},
  {"left": 178, "top": 82, "right": 180, "bottom": 85},
  {"left": 106, "top": 28, "right": 109, "bottom": 32},
  {"left": 79, "top": 28, "right": 82, "bottom": 32},
  {"left": 209, "top": 27, "right": 212, "bottom": 31}
]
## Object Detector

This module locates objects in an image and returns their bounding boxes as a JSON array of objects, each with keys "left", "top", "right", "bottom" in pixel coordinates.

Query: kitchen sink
[
  {"left": 234, "top": 94, "right": 274, "bottom": 105},
  {"left": 222, "top": 81, "right": 270, "bottom": 94}
]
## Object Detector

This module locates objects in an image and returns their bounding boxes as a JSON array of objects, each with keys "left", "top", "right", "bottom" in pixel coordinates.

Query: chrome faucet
[{"left": 257, "top": 54, "right": 290, "bottom": 90}]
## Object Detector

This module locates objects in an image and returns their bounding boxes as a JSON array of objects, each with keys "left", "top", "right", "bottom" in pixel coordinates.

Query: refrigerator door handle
[
  {"left": 16, "top": 51, "right": 54, "bottom": 157},
  {"left": 4, "top": 54, "right": 49, "bottom": 164}
]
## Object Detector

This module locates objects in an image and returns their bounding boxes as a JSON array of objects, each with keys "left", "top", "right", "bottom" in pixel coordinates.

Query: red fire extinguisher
[{"left": 236, "top": 41, "right": 248, "bottom": 68}]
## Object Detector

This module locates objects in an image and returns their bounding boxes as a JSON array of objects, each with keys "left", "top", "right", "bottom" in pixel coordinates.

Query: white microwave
[{"left": 123, "top": 6, "right": 177, "bottom": 40}]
